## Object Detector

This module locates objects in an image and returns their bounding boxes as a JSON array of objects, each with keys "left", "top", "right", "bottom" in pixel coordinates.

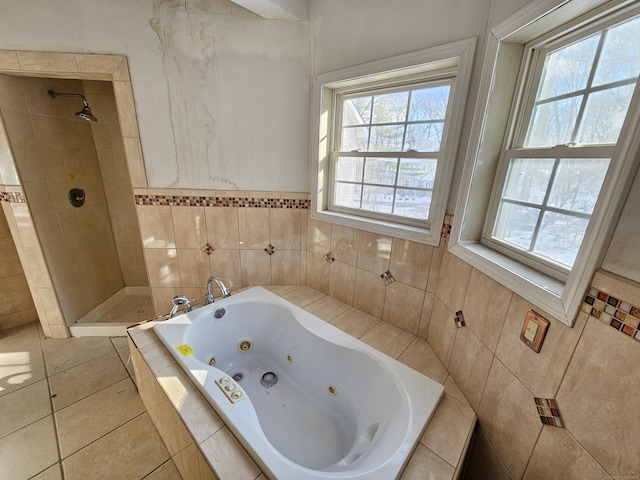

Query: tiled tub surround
[{"left": 128, "top": 285, "right": 477, "bottom": 480}]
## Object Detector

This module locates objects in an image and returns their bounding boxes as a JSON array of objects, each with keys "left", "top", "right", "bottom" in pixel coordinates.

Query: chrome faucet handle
[
  {"left": 206, "top": 276, "right": 231, "bottom": 305},
  {"left": 169, "top": 295, "right": 193, "bottom": 318}
]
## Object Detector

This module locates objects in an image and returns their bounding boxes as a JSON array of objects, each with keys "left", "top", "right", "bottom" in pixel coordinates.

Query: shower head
[{"left": 47, "top": 89, "right": 99, "bottom": 122}]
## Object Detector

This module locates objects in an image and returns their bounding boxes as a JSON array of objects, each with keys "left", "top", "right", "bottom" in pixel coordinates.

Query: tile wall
[
  {"left": 0, "top": 203, "right": 37, "bottom": 332},
  {"left": 429, "top": 245, "right": 640, "bottom": 479}
]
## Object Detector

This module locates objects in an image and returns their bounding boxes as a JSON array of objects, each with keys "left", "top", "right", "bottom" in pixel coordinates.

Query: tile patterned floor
[{"left": 0, "top": 322, "right": 180, "bottom": 480}]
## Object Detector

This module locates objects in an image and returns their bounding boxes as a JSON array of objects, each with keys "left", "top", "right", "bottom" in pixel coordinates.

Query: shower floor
[{"left": 69, "top": 287, "right": 155, "bottom": 337}]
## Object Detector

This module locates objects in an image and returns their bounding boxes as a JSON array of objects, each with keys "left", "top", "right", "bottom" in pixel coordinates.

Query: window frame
[
  {"left": 310, "top": 38, "right": 476, "bottom": 246},
  {"left": 450, "top": 0, "right": 640, "bottom": 326}
]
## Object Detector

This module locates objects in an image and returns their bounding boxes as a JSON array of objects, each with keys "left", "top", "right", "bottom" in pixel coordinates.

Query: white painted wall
[{"left": 0, "top": 0, "right": 310, "bottom": 191}]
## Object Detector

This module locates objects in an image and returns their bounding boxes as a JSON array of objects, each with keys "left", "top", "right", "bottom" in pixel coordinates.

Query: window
[
  {"left": 451, "top": 0, "right": 640, "bottom": 326},
  {"left": 331, "top": 81, "right": 452, "bottom": 227},
  {"left": 485, "top": 12, "right": 640, "bottom": 280},
  {"left": 311, "top": 39, "right": 476, "bottom": 245}
]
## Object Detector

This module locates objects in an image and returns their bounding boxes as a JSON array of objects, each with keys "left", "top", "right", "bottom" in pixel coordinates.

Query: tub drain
[{"left": 260, "top": 371, "right": 278, "bottom": 388}]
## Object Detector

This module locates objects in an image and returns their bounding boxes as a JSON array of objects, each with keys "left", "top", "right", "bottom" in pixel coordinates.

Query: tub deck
[{"left": 128, "top": 285, "right": 477, "bottom": 480}]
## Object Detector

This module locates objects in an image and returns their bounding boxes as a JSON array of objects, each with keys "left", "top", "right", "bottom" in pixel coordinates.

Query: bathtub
[{"left": 153, "top": 286, "right": 444, "bottom": 480}]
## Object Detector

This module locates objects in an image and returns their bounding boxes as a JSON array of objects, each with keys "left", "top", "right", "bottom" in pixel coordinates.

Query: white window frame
[
  {"left": 451, "top": 0, "right": 640, "bottom": 326},
  {"left": 310, "top": 38, "right": 476, "bottom": 246}
]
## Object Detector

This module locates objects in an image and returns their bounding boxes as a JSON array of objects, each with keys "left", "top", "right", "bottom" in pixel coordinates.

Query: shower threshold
[{"left": 69, "top": 287, "right": 154, "bottom": 337}]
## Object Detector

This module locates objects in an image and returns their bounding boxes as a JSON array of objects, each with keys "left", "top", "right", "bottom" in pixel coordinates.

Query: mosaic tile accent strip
[
  {"left": 454, "top": 310, "right": 466, "bottom": 328},
  {"left": 381, "top": 271, "right": 395, "bottom": 285},
  {"left": 135, "top": 194, "right": 309, "bottom": 209},
  {"left": 324, "top": 252, "right": 335, "bottom": 263},
  {"left": 0, "top": 191, "right": 25, "bottom": 203},
  {"left": 264, "top": 244, "right": 276, "bottom": 256},
  {"left": 202, "top": 243, "right": 215, "bottom": 255},
  {"left": 534, "top": 397, "right": 564, "bottom": 427},
  {"left": 441, "top": 221, "right": 452, "bottom": 239},
  {"left": 584, "top": 287, "right": 640, "bottom": 343}
]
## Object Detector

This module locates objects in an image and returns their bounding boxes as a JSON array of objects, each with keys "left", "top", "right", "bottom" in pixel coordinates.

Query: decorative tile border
[
  {"left": 0, "top": 191, "right": 25, "bottom": 203},
  {"left": 584, "top": 287, "right": 640, "bottom": 343},
  {"left": 380, "top": 271, "right": 395, "bottom": 285},
  {"left": 534, "top": 397, "right": 563, "bottom": 427},
  {"left": 135, "top": 194, "right": 309, "bottom": 209},
  {"left": 454, "top": 310, "right": 466, "bottom": 328}
]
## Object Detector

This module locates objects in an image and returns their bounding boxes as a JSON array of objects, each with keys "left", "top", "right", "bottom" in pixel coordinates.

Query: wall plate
[{"left": 520, "top": 310, "right": 549, "bottom": 353}]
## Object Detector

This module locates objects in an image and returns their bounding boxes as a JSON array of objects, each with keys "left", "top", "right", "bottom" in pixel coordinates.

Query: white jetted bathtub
[{"left": 154, "top": 286, "right": 444, "bottom": 480}]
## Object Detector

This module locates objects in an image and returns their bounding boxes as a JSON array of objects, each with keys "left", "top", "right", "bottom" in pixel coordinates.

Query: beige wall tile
[
  {"left": 112, "top": 81, "right": 139, "bottom": 138},
  {"left": 144, "top": 248, "right": 181, "bottom": 288},
  {"left": 270, "top": 208, "right": 301, "bottom": 250},
  {"left": 426, "top": 240, "right": 446, "bottom": 294},
  {"left": 331, "top": 224, "right": 359, "bottom": 266},
  {"left": 443, "top": 376, "right": 470, "bottom": 406},
  {"left": 123, "top": 137, "right": 148, "bottom": 187},
  {"left": 62, "top": 413, "right": 169, "bottom": 480},
  {"left": 428, "top": 298, "right": 457, "bottom": 368},
  {"left": 397, "top": 338, "right": 448, "bottom": 384},
  {"left": 435, "top": 249, "right": 471, "bottom": 312},
  {"left": 495, "top": 295, "right": 587, "bottom": 399},
  {"left": 307, "top": 217, "right": 331, "bottom": 255},
  {"left": 328, "top": 261, "right": 355, "bottom": 305},
  {"left": 175, "top": 391, "right": 224, "bottom": 444},
  {"left": 74, "top": 54, "right": 122, "bottom": 74},
  {"left": 238, "top": 208, "right": 269, "bottom": 250},
  {"left": 172, "top": 206, "right": 207, "bottom": 249},
  {"left": 270, "top": 250, "right": 301, "bottom": 285},
  {"left": 353, "top": 268, "right": 386, "bottom": 319},
  {"left": 462, "top": 269, "right": 512, "bottom": 352},
  {"left": 148, "top": 399, "right": 194, "bottom": 456},
  {"left": 11, "top": 203, "right": 40, "bottom": 248},
  {"left": 173, "top": 443, "right": 200, "bottom": 480},
  {"left": 177, "top": 249, "right": 211, "bottom": 288},
  {"left": 303, "top": 295, "right": 351, "bottom": 322},
  {"left": 383, "top": 281, "right": 425, "bottom": 335},
  {"left": 17, "top": 51, "right": 78, "bottom": 72},
  {"left": 305, "top": 252, "right": 330, "bottom": 294},
  {"left": 557, "top": 318, "right": 640, "bottom": 477},
  {"left": 390, "top": 239, "right": 432, "bottom": 290},
  {"left": 448, "top": 327, "right": 494, "bottom": 411},
  {"left": 209, "top": 249, "right": 241, "bottom": 291},
  {"left": 137, "top": 206, "right": 175, "bottom": 248},
  {"left": 462, "top": 427, "right": 512, "bottom": 480},
  {"left": 205, "top": 207, "right": 239, "bottom": 249},
  {"left": 523, "top": 426, "right": 610, "bottom": 480},
  {"left": 280, "top": 285, "right": 325, "bottom": 308},
  {"left": 477, "top": 359, "right": 542, "bottom": 479},
  {"left": 356, "top": 230, "right": 391, "bottom": 274},
  {"left": 240, "top": 250, "right": 271, "bottom": 285},
  {"left": 0, "top": 50, "right": 20, "bottom": 70},
  {"left": 420, "top": 394, "right": 475, "bottom": 467},
  {"left": 418, "top": 291, "right": 435, "bottom": 340}
]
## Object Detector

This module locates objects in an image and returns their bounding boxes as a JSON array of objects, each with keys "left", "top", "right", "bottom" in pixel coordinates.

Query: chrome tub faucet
[{"left": 205, "top": 277, "right": 231, "bottom": 304}]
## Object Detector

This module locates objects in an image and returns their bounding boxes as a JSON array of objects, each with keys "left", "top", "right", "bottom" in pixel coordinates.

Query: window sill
[
  {"left": 311, "top": 209, "right": 442, "bottom": 246},
  {"left": 448, "top": 240, "right": 577, "bottom": 326}
]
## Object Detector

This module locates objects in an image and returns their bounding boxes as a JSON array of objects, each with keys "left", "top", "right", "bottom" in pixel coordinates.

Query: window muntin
[
  {"left": 331, "top": 81, "right": 452, "bottom": 225},
  {"left": 486, "top": 12, "right": 640, "bottom": 277}
]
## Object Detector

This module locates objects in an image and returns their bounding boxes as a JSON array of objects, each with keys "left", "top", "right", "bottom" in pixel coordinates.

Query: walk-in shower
[{"left": 47, "top": 89, "right": 99, "bottom": 122}]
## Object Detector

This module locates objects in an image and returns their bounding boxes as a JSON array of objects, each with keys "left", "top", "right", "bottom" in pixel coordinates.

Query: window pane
[
  {"left": 372, "top": 92, "right": 409, "bottom": 123},
  {"left": 533, "top": 211, "right": 589, "bottom": 267},
  {"left": 547, "top": 158, "right": 609, "bottom": 213},
  {"left": 335, "top": 156, "right": 364, "bottom": 182},
  {"left": 405, "top": 122, "right": 444, "bottom": 151},
  {"left": 408, "top": 86, "right": 450, "bottom": 121},
  {"left": 577, "top": 84, "right": 635, "bottom": 144},
  {"left": 362, "top": 186, "right": 394, "bottom": 213},
  {"left": 364, "top": 158, "right": 398, "bottom": 185},
  {"left": 334, "top": 182, "right": 361, "bottom": 209},
  {"left": 340, "top": 126, "right": 369, "bottom": 151},
  {"left": 526, "top": 96, "right": 582, "bottom": 147},
  {"left": 342, "top": 96, "right": 372, "bottom": 126},
  {"left": 593, "top": 15, "right": 640, "bottom": 86},
  {"left": 503, "top": 158, "right": 555, "bottom": 204},
  {"left": 370, "top": 125, "right": 405, "bottom": 151},
  {"left": 538, "top": 34, "right": 600, "bottom": 100},
  {"left": 394, "top": 189, "right": 431, "bottom": 220},
  {"left": 397, "top": 158, "right": 438, "bottom": 189},
  {"left": 493, "top": 202, "right": 540, "bottom": 250}
]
